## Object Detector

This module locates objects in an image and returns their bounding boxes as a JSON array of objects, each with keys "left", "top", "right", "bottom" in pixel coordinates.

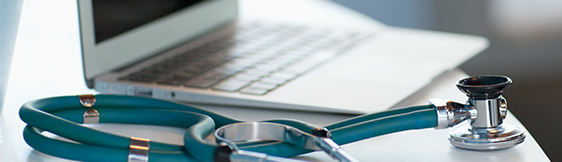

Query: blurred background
[{"left": 331, "top": 0, "right": 562, "bottom": 161}]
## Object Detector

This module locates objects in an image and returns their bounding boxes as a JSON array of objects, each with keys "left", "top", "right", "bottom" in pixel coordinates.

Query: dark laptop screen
[{"left": 92, "top": 0, "right": 204, "bottom": 43}]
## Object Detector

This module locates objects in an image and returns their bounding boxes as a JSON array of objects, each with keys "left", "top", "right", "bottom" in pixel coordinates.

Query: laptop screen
[
  {"left": 93, "top": 0, "right": 203, "bottom": 44},
  {"left": 78, "top": 0, "right": 237, "bottom": 81}
]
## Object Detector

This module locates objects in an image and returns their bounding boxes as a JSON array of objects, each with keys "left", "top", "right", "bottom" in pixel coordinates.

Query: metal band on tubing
[
  {"left": 430, "top": 99, "right": 449, "bottom": 129},
  {"left": 128, "top": 137, "right": 150, "bottom": 162},
  {"left": 78, "top": 94, "right": 96, "bottom": 107},
  {"left": 80, "top": 95, "right": 99, "bottom": 124},
  {"left": 83, "top": 109, "right": 100, "bottom": 124}
]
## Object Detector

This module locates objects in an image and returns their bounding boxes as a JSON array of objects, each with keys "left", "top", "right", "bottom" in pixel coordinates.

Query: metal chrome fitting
[
  {"left": 499, "top": 96, "right": 507, "bottom": 119},
  {"left": 78, "top": 94, "right": 96, "bottom": 107},
  {"left": 468, "top": 97, "right": 503, "bottom": 129},
  {"left": 83, "top": 108, "right": 100, "bottom": 124},
  {"left": 431, "top": 99, "right": 476, "bottom": 129}
]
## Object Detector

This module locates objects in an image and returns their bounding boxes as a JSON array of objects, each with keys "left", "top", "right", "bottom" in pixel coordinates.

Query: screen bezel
[{"left": 77, "top": 0, "right": 237, "bottom": 81}]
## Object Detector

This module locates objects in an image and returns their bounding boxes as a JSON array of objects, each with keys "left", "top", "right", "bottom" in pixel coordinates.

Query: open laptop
[{"left": 77, "top": 0, "right": 488, "bottom": 114}]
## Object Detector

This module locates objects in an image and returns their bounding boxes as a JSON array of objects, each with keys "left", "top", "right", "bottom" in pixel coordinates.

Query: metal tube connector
[{"left": 431, "top": 99, "right": 476, "bottom": 129}]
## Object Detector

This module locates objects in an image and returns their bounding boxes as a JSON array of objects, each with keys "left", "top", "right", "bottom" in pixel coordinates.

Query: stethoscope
[{"left": 19, "top": 75, "right": 525, "bottom": 162}]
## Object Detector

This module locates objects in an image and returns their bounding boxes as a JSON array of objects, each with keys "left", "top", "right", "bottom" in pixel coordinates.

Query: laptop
[{"left": 77, "top": 0, "right": 488, "bottom": 114}]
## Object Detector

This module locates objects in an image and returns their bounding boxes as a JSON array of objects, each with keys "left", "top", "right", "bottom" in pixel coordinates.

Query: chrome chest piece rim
[{"left": 448, "top": 124, "right": 525, "bottom": 150}]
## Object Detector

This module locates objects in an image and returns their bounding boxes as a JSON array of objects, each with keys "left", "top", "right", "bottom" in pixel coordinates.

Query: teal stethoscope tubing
[{"left": 20, "top": 95, "right": 437, "bottom": 162}]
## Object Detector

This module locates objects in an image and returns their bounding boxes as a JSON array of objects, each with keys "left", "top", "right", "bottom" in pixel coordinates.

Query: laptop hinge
[{"left": 86, "top": 79, "right": 95, "bottom": 89}]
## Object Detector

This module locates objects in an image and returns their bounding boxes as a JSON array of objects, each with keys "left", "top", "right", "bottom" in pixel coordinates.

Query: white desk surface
[{"left": 0, "top": 0, "right": 549, "bottom": 161}]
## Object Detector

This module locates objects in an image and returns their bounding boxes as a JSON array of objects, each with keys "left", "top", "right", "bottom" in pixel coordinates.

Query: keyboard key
[
  {"left": 252, "top": 64, "right": 283, "bottom": 73},
  {"left": 152, "top": 62, "right": 180, "bottom": 71},
  {"left": 266, "top": 73, "right": 298, "bottom": 81},
  {"left": 273, "top": 69, "right": 301, "bottom": 77},
  {"left": 255, "top": 78, "right": 287, "bottom": 86},
  {"left": 156, "top": 75, "right": 190, "bottom": 85},
  {"left": 208, "top": 39, "right": 232, "bottom": 49},
  {"left": 275, "top": 54, "right": 305, "bottom": 61},
  {"left": 212, "top": 79, "right": 251, "bottom": 92},
  {"left": 231, "top": 74, "right": 262, "bottom": 82},
  {"left": 222, "top": 45, "right": 248, "bottom": 57},
  {"left": 161, "top": 58, "right": 190, "bottom": 68},
  {"left": 222, "top": 63, "right": 249, "bottom": 71},
  {"left": 187, "top": 63, "right": 214, "bottom": 73},
  {"left": 204, "top": 68, "right": 239, "bottom": 78},
  {"left": 175, "top": 53, "right": 204, "bottom": 62},
  {"left": 127, "top": 72, "right": 162, "bottom": 82},
  {"left": 231, "top": 57, "right": 264, "bottom": 65},
  {"left": 239, "top": 87, "right": 269, "bottom": 95},
  {"left": 242, "top": 69, "right": 272, "bottom": 77},
  {"left": 281, "top": 51, "right": 337, "bottom": 74},
  {"left": 184, "top": 76, "right": 223, "bottom": 88},
  {"left": 177, "top": 68, "right": 201, "bottom": 77},
  {"left": 142, "top": 66, "right": 170, "bottom": 74},
  {"left": 244, "top": 50, "right": 279, "bottom": 60},
  {"left": 283, "top": 48, "right": 312, "bottom": 57},
  {"left": 205, "top": 53, "right": 235, "bottom": 65},
  {"left": 264, "top": 58, "right": 294, "bottom": 66},
  {"left": 222, "top": 60, "right": 252, "bottom": 69},
  {"left": 247, "top": 82, "right": 278, "bottom": 90}
]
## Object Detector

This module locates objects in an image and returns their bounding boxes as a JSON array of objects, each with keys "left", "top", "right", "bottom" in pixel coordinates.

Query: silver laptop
[{"left": 78, "top": 0, "right": 488, "bottom": 114}]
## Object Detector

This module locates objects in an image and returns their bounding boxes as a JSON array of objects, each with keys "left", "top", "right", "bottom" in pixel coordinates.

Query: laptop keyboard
[{"left": 123, "top": 23, "right": 368, "bottom": 95}]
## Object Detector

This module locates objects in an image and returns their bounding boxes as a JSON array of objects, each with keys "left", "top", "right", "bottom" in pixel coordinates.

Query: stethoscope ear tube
[
  {"left": 329, "top": 108, "right": 437, "bottom": 145},
  {"left": 20, "top": 94, "right": 441, "bottom": 162},
  {"left": 229, "top": 105, "right": 439, "bottom": 157}
]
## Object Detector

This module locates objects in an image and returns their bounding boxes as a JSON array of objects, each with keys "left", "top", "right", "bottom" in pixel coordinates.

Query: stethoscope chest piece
[
  {"left": 449, "top": 124, "right": 525, "bottom": 150},
  {"left": 215, "top": 122, "right": 359, "bottom": 162},
  {"left": 448, "top": 75, "right": 525, "bottom": 150}
]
